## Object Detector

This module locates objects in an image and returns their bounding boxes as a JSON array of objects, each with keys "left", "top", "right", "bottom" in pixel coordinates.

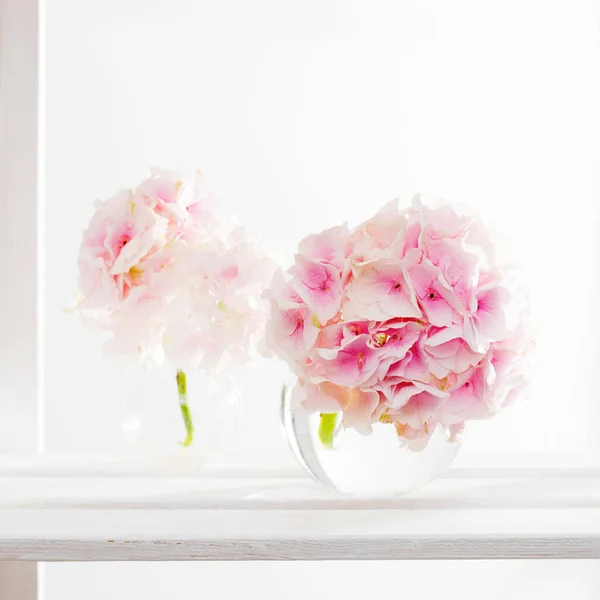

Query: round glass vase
[
  {"left": 120, "top": 368, "right": 242, "bottom": 469},
  {"left": 281, "top": 382, "right": 461, "bottom": 496}
]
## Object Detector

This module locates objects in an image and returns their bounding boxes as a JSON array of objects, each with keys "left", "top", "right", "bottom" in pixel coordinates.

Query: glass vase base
[{"left": 282, "top": 387, "right": 461, "bottom": 497}]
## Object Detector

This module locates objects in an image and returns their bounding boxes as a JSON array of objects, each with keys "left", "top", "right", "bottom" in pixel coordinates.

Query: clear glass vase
[
  {"left": 281, "top": 382, "right": 461, "bottom": 496},
  {"left": 120, "top": 368, "right": 242, "bottom": 469}
]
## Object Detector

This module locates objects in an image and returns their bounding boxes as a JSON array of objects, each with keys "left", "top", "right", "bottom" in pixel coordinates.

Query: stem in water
[
  {"left": 318, "top": 413, "right": 338, "bottom": 448},
  {"left": 176, "top": 369, "right": 194, "bottom": 447}
]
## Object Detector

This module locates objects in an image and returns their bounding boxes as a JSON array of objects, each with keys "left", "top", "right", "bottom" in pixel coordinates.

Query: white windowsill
[{"left": 0, "top": 456, "right": 599, "bottom": 561}]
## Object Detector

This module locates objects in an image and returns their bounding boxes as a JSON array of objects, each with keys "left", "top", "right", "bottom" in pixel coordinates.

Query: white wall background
[
  {"left": 45, "top": 0, "right": 600, "bottom": 464},
  {"left": 44, "top": 561, "right": 600, "bottom": 600},
  {"left": 42, "top": 0, "right": 600, "bottom": 598}
]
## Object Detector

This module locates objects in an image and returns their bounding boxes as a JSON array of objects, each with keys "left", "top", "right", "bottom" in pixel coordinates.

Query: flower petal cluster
[
  {"left": 77, "top": 168, "right": 274, "bottom": 369},
  {"left": 266, "top": 196, "right": 531, "bottom": 449}
]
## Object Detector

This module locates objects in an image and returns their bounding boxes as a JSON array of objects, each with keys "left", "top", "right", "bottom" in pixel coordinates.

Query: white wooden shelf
[{"left": 0, "top": 457, "right": 600, "bottom": 561}]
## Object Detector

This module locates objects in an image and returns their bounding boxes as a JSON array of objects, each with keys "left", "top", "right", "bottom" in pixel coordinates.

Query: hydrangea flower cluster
[
  {"left": 266, "top": 196, "right": 531, "bottom": 450},
  {"left": 76, "top": 168, "right": 275, "bottom": 446},
  {"left": 77, "top": 168, "right": 274, "bottom": 371}
]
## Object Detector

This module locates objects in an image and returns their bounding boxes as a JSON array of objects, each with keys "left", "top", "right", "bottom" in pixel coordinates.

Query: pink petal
[
  {"left": 341, "top": 387, "right": 381, "bottom": 435},
  {"left": 311, "top": 335, "right": 379, "bottom": 387},
  {"left": 409, "top": 262, "right": 457, "bottom": 327},
  {"left": 298, "top": 224, "right": 349, "bottom": 270},
  {"left": 389, "top": 390, "right": 446, "bottom": 429},
  {"left": 348, "top": 259, "right": 422, "bottom": 319},
  {"left": 290, "top": 255, "right": 342, "bottom": 324}
]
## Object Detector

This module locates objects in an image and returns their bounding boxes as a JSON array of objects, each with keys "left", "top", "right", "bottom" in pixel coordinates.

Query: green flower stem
[
  {"left": 176, "top": 369, "right": 194, "bottom": 447},
  {"left": 318, "top": 413, "right": 338, "bottom": 448}
]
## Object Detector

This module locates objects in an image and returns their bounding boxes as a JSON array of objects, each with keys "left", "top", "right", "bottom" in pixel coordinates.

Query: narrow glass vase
[{"left": 121, "top": 368, "right": 242, "bottom": 469}]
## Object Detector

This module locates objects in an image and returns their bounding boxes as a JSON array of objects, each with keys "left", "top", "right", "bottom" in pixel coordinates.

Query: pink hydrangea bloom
[
  {"left": 76, "top": 168, "right": 275, "bottom": 370},
  {"left": 266, "top": 195, "right": 532, "bottom": 450}
]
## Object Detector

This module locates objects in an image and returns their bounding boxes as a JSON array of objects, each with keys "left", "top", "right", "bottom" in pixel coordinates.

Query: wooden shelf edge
[{"left": 2, "top": 536, "right": 600, "bottom": 561}]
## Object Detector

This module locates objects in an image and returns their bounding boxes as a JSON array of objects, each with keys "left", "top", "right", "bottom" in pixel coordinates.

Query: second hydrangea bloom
[
  {"left": 77, "top": 167, "right": 275, "bottom": 371},
  {"left": 76, "top": 167, "right": 276, "bottom": 448}
]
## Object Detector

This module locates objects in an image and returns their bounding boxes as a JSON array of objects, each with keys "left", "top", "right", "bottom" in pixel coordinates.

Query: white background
[
  {"left": 35, "top": 0, "right": 600, "bottom": 596},
  {"left": 45, "top": 0, "right": 600, "bottom": 463}
]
